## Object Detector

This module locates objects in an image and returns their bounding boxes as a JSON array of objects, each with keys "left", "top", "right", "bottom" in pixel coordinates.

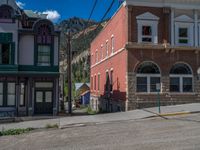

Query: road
[{"left": 1, "top": 113, "right": 200, "bottom": 150}]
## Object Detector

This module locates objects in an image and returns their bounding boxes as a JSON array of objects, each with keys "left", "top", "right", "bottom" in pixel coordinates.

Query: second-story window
[
  {"left": 95, "top": 50, "right": 98, "bottom": 63},
  {"left": 106, "top": 41, "right": 108, "bottom": 57},
  {"left": 111, "top": 36, "right": 114, "bottom": 54},
  {"left": 101, "top": 45, "right": 103, "bottom": 59},
  {"left": 0, "top": 5, "right": 14, "bottom": 23},
  {"left": 178, "top": 28, "right": 188, "bottom": 44},
  {"left": 0, "top": 33, "right": 14, "bottom": 65},
  {"left": 142, "top": 26, "right": 152, "bottom": 42},
  {"left": 136, "top": 12, "right": 159, "bottom": 44},
  {"left": 36, "top": 22, "right": 53, "bottom": 66},
  {"left": 174, "top": 15, "right": 194, "bottom": 47},
  {"left": 175, "top": 23, "right": 193, "bottom": 46},
  {"left": 0, "top": 44, "right": 11, "bottom": 64}
]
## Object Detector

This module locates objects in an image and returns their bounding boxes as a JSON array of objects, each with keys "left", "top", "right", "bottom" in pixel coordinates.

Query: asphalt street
[{"left": 1, "top": 113, "right": 200, "bottom": 150}]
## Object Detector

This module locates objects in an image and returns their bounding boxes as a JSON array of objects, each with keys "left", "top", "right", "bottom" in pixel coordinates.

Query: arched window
[
  {"left": 34, "top": 21, "right": 54, "bottom": 66},
  {"left": 170, "top": 63, "right": 193, "bottom": 93},
  {"left": 136, "top": 62, "right": 161, "bottom": 93},
  {"left": 0, "top": 5, "right": 13, "bottom": 20}
]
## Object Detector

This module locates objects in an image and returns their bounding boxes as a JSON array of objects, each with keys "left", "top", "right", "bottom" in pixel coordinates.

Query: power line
[
  {"left": 95, "top": 0, "right": 115, "bottom": 30},
  {"left": 87, "top": 0, "right": 98, "bottom": 23},
  {"left": 83, "top": 0, "right": 98, "bottom": 36}
]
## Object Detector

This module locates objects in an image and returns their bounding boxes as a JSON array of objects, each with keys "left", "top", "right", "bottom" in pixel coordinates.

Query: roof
[
  {"left": 24, "top": 10, "right": 40, "bottom": 18},
  {"left": 75, "top": 83, "right": 90, "bottom": 91},
  {"left": 81, "top": 90, "right": 90, "bottom": 96}
]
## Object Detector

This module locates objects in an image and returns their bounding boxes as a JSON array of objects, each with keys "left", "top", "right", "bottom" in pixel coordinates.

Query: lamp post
[{"left": 156, "top": 83, "right": 161, "bottom": 114}]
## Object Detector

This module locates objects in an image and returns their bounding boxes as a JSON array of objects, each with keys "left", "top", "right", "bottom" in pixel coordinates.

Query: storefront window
[{"left": 7, "top": 82, "right": 15, "bottom": 106}]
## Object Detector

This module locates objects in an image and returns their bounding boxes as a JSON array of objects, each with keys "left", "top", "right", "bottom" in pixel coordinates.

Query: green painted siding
[{"left": 19, "top": 65, "right": 59, "bottom": 72}]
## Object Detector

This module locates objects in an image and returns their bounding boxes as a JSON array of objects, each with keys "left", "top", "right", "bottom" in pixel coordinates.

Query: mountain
[{"left": 58, "top": 17, "right": 108, "bottom": 84}]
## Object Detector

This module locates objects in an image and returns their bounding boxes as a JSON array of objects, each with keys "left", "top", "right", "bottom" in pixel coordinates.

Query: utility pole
[{"left": 67, "top": 31, "right": 72, "bottom": 115}]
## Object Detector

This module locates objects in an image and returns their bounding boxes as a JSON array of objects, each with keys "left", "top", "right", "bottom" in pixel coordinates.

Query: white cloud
[
  {"left": 42, "top": 10, "right": 61, "bottom": 23},
  {"left": 16, "top": 1, "right": 25, "bottom": 9}
]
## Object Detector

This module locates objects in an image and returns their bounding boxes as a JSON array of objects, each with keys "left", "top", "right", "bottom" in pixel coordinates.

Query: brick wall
[
  {"left": 127, "top": 6, "right": 171, "bottom": 43},
  {"left": 90, "top": 5, "right": 128, "bottom": 111},
  {"left": 127, "top": 48, "right": 200, "bottom": 110}
]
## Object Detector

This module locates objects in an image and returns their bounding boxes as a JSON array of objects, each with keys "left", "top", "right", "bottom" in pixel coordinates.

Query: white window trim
[
  {"left": 175, "top": 22, "right": 194, "bottom": 47},
  {"left": 170, "top": 74, "right": 193, "bottom": 93},
  {"left": 111, "top": 35, "right": 114, "bottom": 54},
  {"left": 106, "top": 40, "right": 108, "bottom": 57},
  {"left": 136, "top": 74, "right": 161, "bottom": 94},
  {"left": 101, "top": 44, "right": 103, "bottom": 60},
  {"left": 95, "top": 50, "right": 98, "bottom": 64},
  {"left": 137, "top": 20, "right": 159, "bottom": 44}
]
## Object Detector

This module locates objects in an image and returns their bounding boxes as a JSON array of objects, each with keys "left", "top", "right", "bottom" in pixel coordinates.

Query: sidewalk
[{"left": 0, "top": 103, "right": 200, "bottom": 131}]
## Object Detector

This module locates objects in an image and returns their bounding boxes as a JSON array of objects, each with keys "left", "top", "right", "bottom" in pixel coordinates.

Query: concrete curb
[{"left": 159, "top": 111, "right": 191, "bottom": 117}]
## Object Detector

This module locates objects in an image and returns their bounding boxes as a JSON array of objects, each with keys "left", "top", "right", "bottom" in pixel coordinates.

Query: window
[
  {"left": 136, "top": 12, "right": 159, "bottom": 44},
  {"left": 94, "top": 75, "right": 96, "bottom": 91},
  {"left": 105, "top": 71, "right": 109, "bottom": 92},
  {"left": 136, "top": 62, "right": 161, "bottom": 93},
  {"left": 170, "top": 63, "right": 193, "bottom": 93},
  {"left": 101, "top": 45, "right": 103, "bottom": 59},
  {"left": 98, "top": 74, "right": 100, "bottom": 91},
  {"left": 111, "top": 36, "right": 114, "bottom": 54},
  {"left": 106, "top": 41, "right": 108, "bottom": 57},
  {"left": 0, "top": 43, "right": 12, "bottom": 65},
  {"left": 20, "top": 83, "right": 25, "bottom": 106},
  {"left": 178, "top": 28, "right": 188, "bottom": 44},
  {"left": 110, "top": 70, "right": 113, "bottom": 92},
  {"left": 36, "top": 22, "right": 53, "bottom": 66},
  {"left": 0, "top": 5, "right": 13, "bottom": 21},
  {"left": 95, "top": 50, "right": 98, "bottom": 63},
  {"left": 7, "top": 83, "right": 15, "bottom": 106},
  {"left": 142, "top": 26, "right": 152, "bottom": 42},
  {"left": 37, "top": 45, "right": 51, "bottom": 66},
  {"left": 175, "top": 22, "right": 194, "bottom": 46},
  {"left": 0, "top": 82, "right": 16, "bottom": 107}
]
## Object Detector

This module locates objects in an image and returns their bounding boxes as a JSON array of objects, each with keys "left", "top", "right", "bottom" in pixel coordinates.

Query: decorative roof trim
[
  {"left": 136, "top": 12, "right": 159, "bottom": 20},
  {"left": 175, "top": 15, "right": 194, "bottom": 22}
]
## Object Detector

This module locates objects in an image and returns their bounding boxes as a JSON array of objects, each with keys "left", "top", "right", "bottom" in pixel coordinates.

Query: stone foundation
[{"left": 127, "top": 72, "right": 200, "bottom": 110}]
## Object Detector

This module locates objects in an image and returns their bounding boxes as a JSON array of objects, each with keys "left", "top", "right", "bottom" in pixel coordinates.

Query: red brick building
[{"left": 90, "top": 0, "right": 200, "bottom": 112}]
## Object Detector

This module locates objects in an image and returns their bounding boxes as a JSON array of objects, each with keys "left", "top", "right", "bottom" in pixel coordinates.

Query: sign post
[{"left": 156, "top": 83, "right": 161, "bottom": 114}]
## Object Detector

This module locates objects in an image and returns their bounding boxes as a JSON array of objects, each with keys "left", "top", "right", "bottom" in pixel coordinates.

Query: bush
[
  {"left": 0, "top": 128, "right": 34, "bottom": 136},
  {"left": 87, "top": 106, "right": 97, "bottom": 115},
  {"left": 45, "top": 124, "right": 59, "bottom": 129}
]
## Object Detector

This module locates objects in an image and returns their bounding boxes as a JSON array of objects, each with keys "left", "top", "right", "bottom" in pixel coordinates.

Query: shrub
[
  {"left": 0, "top": 128, "right": 34, "bottom": 136},
  {"left": 87, "top": 106, "right": 97, "bottom": 115},
  {"left": 45, "top": 124, "right": 59, "bottom": 129}
]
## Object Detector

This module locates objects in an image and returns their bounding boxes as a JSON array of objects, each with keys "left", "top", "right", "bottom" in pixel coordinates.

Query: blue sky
[{"left": 16, "top": 0, "right": 122, "bottom": 23}]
